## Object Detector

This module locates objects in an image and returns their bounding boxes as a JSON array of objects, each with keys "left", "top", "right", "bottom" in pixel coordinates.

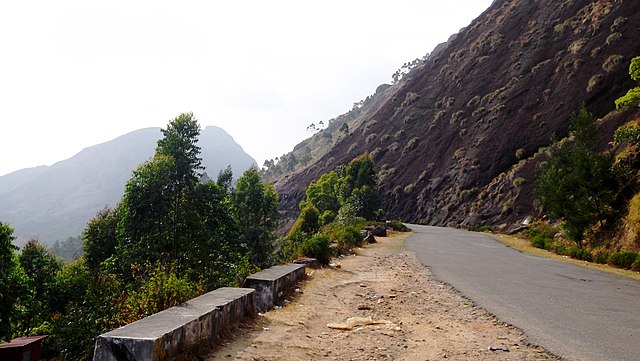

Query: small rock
[{"left": 488, "top": 345, "right": 510, "bottom": 352}]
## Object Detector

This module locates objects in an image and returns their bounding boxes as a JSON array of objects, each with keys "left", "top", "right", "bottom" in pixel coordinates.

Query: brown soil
[{"left": 204, "top": 232, "right": 558, "bottom": 360}]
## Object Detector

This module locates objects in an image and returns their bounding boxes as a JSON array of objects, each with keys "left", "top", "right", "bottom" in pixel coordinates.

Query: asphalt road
[{"left": 406, "top": 225, "right": 640, "bottom": 361}]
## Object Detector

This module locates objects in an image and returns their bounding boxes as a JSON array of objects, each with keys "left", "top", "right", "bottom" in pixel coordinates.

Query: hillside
[
  {"left": 0, "top": 126, "right": 256, "bottom": 245},
  {"left": 274, "top": 0, "right": 640, "bottom": 231}
]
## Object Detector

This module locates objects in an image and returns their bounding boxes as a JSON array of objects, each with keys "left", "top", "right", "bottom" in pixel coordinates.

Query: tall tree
[
  {"left": 233, "top": 167, "right": 279, "bottom": 268},
  {"left": 17, "top": 240, "right": 62, "bottom": 335},
  {"left": 535, "top": 108, "right": 616, "bottom": 243},
  {"left": 83, "top": 206, "right": 120, "bottom": 274},
  {"left": 156, "top": 112, "right": 203, "bottom": 186},
  {"left": 0, "top": 222, "right": 27, "bottom": 341},
  {"left": 338, "top": 154, "right": 381, "bottom": 220}
]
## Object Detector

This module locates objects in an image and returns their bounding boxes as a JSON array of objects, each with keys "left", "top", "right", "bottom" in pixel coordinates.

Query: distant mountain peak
[{"left": 0, "top": 126, "right": 256, "bottom": 245}]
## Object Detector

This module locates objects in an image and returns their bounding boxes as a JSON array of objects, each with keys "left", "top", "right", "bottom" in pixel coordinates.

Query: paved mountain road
[{"left": 406, "top": 225, "right": 640, "bottom": 361}]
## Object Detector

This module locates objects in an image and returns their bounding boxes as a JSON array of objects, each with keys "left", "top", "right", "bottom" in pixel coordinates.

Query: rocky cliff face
[{"left": 276, "top": 0, "right": 640, "bottom": 231}]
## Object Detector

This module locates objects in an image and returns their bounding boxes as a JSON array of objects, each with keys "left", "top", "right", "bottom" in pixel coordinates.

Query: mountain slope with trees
[
  {"left": 0, "top": 113, "right": 278, "bottom": 360},
  {"left": 274, "top": 0, "right": 640, "bottom": 232},
  {"left": 0, "top": 126, "right": 256, "bottom": 245}
]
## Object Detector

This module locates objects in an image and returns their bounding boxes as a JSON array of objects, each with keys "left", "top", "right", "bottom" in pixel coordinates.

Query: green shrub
[
  {"left": 531, "top": 234, "right": 551, "bottom": 249},
  {"left": 387, "top": 221, "right": 411, "bottom": 232},
  {"left": 300, "top": 234, "right": 334, "bottom": 265},
  {"left": 468, "top": 225, "right": 494, "bottom": 232},
  {"left": 290, "top": 204, "right": 320, "bottom": 236},
  {"left": 275, "top": 231, "right": 305, "bottom": 263},
  {"left": 527, "top": 223, "right": 558, "bottom": 249},
  {"left": 566, "top": 246, "right": 593, "bottom": 262},
  {"left": 320, "top": 210, "right": 336, "bottom": 226},
  {"left": 606, "top": 32, "right": 622, "bottom": 46},
  {"left": 554, "top": 244, "right": 567, "bottom": 255},
  {"left": 528, "top": 223, "right": 559, "bottom": 239},
  {"left": 607, "top": 251, "right": 639, "bottom": 269},
  {"left": 594, "top": 251, "right": 609, "bottom": 264},
  {"left": 632, "top": 258, "right": 640, "bottom": 272},
  {"left": 332, "top": 226, "right": 364, "bottom": 252}
]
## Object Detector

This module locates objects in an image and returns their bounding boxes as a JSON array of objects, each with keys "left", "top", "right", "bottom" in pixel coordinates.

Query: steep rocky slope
[
  {"left": 0, "top": 126, "right": 256, "bottom": 245},
  {"left": 276, "top": 0, "right": 640, "bottom": 231}
]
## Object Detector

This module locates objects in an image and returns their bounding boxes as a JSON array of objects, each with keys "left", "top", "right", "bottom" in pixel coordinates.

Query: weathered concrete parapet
[
  {"left": 243, "top": 263, "right": 306, "bottom": 312},
  {"left": 93, "top": 287, "right": 255, "bottom": 361}
]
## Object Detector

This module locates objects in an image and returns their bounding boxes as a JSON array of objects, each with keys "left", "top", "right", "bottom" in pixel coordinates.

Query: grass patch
[{"left": 491, "top": 234, "right": 640, "bottom": 281}]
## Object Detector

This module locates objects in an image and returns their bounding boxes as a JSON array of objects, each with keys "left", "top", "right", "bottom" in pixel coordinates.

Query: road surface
[{"left": 406, "top": 225, "right": 640, "bottom": 361}]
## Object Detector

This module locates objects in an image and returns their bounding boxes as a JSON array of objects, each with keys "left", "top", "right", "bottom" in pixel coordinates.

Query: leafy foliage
[
  {"left": 0, "top": 113, "right": 281, "bottom": 359},
  {"left": 233, "top": 167, "right": 279, "bottom": 269},
  {"left": 615, "top": 56, "right": 640, "bottom": 109},
  {"left": 290, "top": 203, "right": 320, "bottom": 236},
  {"left": 613, "top": 124, "right": 640, "bottom": 147},
  {"left": 50, "top": 235, "right": 83, "bottom": 261},
  {"left": 83, "top": 206, "right": 120, "bottom": 275},
  {"left": 338, "top": 154, "right": 381, "bottom": 221},
  {"left": 299, "top": 234, "right": 334, "bottom": 265},
  {"left": 607, "top": 251, "right": 639, "bottom": 269},
  {"left": 535, "top": 108, "right": 617, "bottom": 243},
  {"left": 17, "top": 240, "right": 62, "bottom": 335},
  {"left": 0, "top": 223, "right": 27, "bottom": 342}
]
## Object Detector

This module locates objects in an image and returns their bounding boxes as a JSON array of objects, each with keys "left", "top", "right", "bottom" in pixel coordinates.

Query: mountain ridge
[{"left": 0, "top": 126, "right": 256, "bottom": 245}]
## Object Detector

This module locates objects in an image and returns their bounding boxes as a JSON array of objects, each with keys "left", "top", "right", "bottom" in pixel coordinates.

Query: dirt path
[{"left": 204, "top": 232, "right": 557, "bottom": 360}]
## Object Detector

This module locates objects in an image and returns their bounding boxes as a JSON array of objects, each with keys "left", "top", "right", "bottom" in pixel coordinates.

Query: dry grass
[{"left": 489, "top": 233, "right": 640, "bottom": 282}]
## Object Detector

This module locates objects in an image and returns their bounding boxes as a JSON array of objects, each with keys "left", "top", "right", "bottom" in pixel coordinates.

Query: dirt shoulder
[{"left": 204, "top": 232, "right": 557, "bottom": 360}]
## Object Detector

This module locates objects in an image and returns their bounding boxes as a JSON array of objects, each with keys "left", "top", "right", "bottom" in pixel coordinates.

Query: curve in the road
[{"left": 406, "top": 225, "right": 640, "bottom": 361}]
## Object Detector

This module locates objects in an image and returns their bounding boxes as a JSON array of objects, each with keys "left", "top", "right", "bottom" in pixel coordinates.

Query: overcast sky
[{"left": 0, "top": 0, "right": 493, "bottom": 177}]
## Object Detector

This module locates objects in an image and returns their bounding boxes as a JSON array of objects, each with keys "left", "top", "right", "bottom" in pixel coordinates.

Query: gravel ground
[{"left": 203, "top": 231, "right": 559, "bottom": 360}]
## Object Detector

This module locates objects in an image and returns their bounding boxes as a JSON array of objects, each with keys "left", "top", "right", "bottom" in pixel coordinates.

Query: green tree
[
  {"left": 0, "top": 222, "right": 27, "bottom": 341},
  {"left": 156, "top": 112, "right": 203, "bottom": 185},
  {"left": 83, "top": 206, "right": 120, "bottom": 274},
  {"left": 338, "top": 154, "right": 381, "bottom": 220},
  {"left": 615, "top": 56, "right": 640, "bottom": 109},
  {"left": 117, "top": 113, "right": 243, "bottom": 285},
  {"left": 535, "top": 108, "right": 616, "bottom": 243},
  {"left": 289, "top": 203, "right": 320, "bottom": 236},
  {"left": 118, "top": 154, "right": 178, "bottom": 273},
  {"left": 17, "top": 240, "right": 62, "bottom": 335},
  {"left": 233, "top": 167, "right": 279, "bottom": 268},
  {"left": 305, "top": 171, "right": 341, "bottom": 218},
  {"left": 216, "top": 165, "right": 234, "bottom": 194}
]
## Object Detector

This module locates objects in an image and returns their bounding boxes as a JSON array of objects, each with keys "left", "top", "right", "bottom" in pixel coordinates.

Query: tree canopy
[
  {"left": 615, "top": 56, "right": 640, "bottom": 109},
  {"left": 535, "top": 108, "right": 616, "bottom": 243}
]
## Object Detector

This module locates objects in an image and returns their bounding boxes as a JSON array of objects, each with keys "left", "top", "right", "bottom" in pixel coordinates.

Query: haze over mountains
[{"left": 0, "top": 126, "right": 256, "bottom": 245}]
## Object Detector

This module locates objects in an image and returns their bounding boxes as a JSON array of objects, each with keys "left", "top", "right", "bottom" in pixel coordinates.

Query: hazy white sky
[{"left": 0, "top": 0, "right": 493, "bottom": 176}]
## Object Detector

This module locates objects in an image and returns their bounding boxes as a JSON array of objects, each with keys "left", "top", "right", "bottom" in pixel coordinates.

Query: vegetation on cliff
[{"left": 529, "top": 56, "right": 640, "bottom": 269}]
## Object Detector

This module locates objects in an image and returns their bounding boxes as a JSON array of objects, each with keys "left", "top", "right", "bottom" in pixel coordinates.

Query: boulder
[{"left": 364, "top": 232, "right": 376, "bottom": 244}]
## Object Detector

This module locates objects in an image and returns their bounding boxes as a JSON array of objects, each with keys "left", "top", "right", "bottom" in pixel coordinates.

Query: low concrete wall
[
  {"left": 93, "top": 287, "right": 255, "bottom": 361},
  {"left": 243, "top": 263, "right": 306, "bottom": 312}
]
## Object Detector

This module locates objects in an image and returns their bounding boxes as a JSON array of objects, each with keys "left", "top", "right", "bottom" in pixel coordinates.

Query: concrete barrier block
[
  {"left": 93, "top": 287, "right": 255, "bottom": 361},
  {"left": 243, "top": 263, "right": 306, "bottom": 312}
]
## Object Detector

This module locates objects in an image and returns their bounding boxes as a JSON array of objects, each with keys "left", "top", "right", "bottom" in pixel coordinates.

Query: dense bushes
[
  {"left": 607, "top": 251, "right": 639, "bottom": 269},
  {"left": 299, "top": 234, "right": 334, "bottom": 265},
  {"left": 535, "top": 107, "right": 616, "bottom": 243},
  {"left": 328, "top": 225, "right": 364, "bottom": 252},
  {"left": 524, "top": 223, "right": 640, "bottom": 271}
]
